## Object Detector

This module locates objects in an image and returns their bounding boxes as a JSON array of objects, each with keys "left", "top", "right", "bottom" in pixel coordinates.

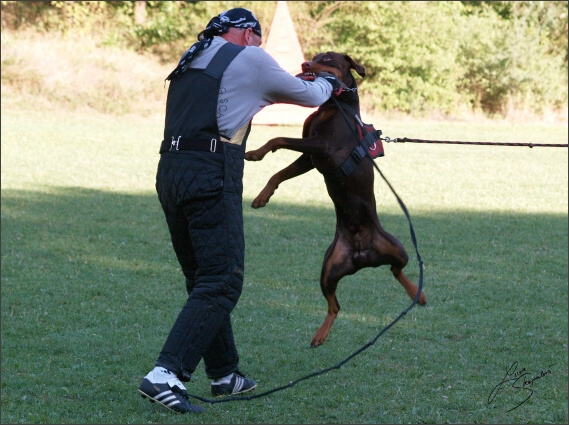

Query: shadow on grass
[
  {"left": 1, "top": 186, "right": 567, "bottom": 423},
  {"left": 2, "top": 185, "right": 567, "bottom": 337}
]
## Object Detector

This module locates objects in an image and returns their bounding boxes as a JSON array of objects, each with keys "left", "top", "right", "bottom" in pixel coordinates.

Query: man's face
[{"left": 244, "top": 28, "right": 262, "bottom": 47}]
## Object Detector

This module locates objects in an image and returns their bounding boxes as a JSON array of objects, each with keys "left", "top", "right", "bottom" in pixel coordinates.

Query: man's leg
[
  {"left": 156, "top": 190, "right": 243, "bottom": 380},
  {"left": 203, "top": 314, "right": 239, "bottom": 379},
  {"left": 184, "top": 272, "right": 239, "bottom": 380}
]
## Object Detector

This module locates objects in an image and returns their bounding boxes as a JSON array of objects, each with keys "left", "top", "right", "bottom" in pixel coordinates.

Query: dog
[{"left": 245, "top": 52, "right": 427, "bottom": 348}]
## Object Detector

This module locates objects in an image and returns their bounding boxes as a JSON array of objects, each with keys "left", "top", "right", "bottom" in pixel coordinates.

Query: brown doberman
[{"left": 245, "top": 52, "right": 426, "bottom": 348}]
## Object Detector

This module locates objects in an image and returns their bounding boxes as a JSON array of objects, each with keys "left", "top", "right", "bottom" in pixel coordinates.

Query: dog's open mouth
[{"left": 295, "top": 72, "right": 317, "bottom": 81}]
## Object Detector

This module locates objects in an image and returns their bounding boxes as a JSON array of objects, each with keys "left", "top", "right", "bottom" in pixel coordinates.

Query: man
[{"left": 138, "top": 7, "right": 342, "bottom": 414}]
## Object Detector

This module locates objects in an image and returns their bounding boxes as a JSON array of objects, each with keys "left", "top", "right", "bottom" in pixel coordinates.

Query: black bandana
[{"left": 166, "top": 8, "right": 261, "bottom": 81}]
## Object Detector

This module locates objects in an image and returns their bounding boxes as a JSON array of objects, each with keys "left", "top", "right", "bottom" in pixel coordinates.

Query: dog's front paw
[
  {"left": 310, "top": 337, "right": 325, "bottom": 348},
  {"left": 250, "top": 199, "right": 266, "bottom": 209},
  {"left": 245, "top": 150, "right": 265, "bottom": 161},
  {"left": 251, "top": 193, "right": 271, "bottom": 209},
  {"left": 310, "top": 330, "right": 329, "bottom": 348}
]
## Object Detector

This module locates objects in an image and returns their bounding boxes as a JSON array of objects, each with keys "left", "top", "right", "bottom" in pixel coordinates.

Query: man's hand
[{"left": 316, "top": 72, "right": 346, "bottom": 96}]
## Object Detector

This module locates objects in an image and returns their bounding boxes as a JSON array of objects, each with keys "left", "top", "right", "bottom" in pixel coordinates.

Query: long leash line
[
  {"left": 186, "top": 99, "right": 425, "bottom": 405},
  {"left": 386, "top": 137, "right": 568, "bottom": 148},
  {"left": 189, "top": 101, "right": 562, "bottom": 404}
]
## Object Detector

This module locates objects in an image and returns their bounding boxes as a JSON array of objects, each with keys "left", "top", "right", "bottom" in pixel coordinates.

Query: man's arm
[{"left": 248, "top": 47, "right": 334, "bottom": 107}]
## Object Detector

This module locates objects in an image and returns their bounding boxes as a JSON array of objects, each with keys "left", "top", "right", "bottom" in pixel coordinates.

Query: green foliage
[
  {"left": 456, "top": 11, "right": 568, "bottom": 115},
  {"left": 126, "top": 1, "right": 276, "bottom": 63},
  {"left": 456, "top": 1, "right": 568, "bottom": 115},
  {"left": 293, "top": 1, "right": 567, "bottom": 116},
  {"left": 306, "top": 2, "right": 465, "bottom": 114},
  {"left": 0, "top": 1, "right": 116, "bottom": 36},
  {"left": 1, "top": 0, "right": 567, "bottom": 117},
  {"left": 462, "top": 0, "right": 568, "bottom": 61}
]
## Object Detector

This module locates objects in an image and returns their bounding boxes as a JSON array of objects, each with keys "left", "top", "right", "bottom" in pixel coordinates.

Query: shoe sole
[
  {"left": 139, "top": 389, "right": 180, "bottom": 414},
  {"left": 139, "top": 389, "right": 205, "bottom": 414}
]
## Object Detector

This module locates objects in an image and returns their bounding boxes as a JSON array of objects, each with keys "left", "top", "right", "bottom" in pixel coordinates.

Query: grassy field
[{"left": 1, "top": 103, "right": 567, "bottom": 424}]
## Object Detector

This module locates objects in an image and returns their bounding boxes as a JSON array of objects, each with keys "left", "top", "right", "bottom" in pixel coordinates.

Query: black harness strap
[
  {"left": 204, "top": 42, "right": 245, "bottom": 79},
  {"left": 334, "top": 99, "right": 383, "bottom": 176},
  {"left": 340, "top": 145, "right": 367, "bottom": 176},
  {"left": 161, "top": 42, "right": 245, "bottom": 154}
]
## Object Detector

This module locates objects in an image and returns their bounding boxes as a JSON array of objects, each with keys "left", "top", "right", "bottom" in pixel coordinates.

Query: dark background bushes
[{"left": 1, "top": 0, "right": 567, "bottom": 117}]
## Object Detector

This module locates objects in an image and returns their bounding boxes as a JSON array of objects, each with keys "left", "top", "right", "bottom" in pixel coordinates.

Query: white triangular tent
[{"left": 252, "top": 1, "right": 317, "bottom": 126}]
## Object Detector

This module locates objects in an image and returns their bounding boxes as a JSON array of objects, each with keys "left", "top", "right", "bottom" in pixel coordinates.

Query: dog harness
[{"left": 335, "top": 101, "right": 384, "bottom": 177}]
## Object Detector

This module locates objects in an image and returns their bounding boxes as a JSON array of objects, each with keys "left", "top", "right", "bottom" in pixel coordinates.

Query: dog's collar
[{"left": 335, "top": 88, "right": 359, "bottom": 102}]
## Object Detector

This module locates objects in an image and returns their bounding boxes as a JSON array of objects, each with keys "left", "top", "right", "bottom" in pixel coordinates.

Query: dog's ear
[{"left": 344, "top": 55, "right": 366, "bottom": 78}]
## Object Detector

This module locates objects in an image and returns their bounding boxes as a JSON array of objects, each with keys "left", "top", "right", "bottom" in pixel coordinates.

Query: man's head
[
  {"left": 198, "top": 8, "right": 262, "bottom": 42},
  {"left": 166, "top": 8, "right": 262, "bottom": 80}
]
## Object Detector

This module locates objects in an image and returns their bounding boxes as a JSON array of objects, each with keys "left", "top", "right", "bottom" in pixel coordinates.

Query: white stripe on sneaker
[
  {"left": 234, "top": 375, "right": 244, "bottom": 393},
  {"left": 154, "top": 390, "right": 181, "bottom": 406}
]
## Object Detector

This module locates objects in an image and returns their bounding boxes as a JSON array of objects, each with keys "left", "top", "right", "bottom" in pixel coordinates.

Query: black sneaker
[
  {"left": 211, "top": 371, "right": 257, "bottom": 396},
  {"left": 139, "top": 374, "right": 205, "bottom": 414}
]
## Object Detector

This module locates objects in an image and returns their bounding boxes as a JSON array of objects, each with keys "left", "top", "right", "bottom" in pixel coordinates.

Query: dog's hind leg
[
  {"left": 373, "top": 231, "right": 427, "bottom": 305},
  {"left": 391, "top": 266, "right": 426, "bottom": 305},
  {"left": 311, "top": 236, "right": 357, "bottom": 348},
  {"left": 251, "top": 153, "right": 314, "bottom": 208}
]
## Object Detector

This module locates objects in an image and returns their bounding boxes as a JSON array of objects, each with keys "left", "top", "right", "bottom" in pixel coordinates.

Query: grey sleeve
[
  {"left": 254, "top": 49, "right": 332, "bottom": 107},
  {"left": 216, "top": 44, "right": 333, "bottom": 138}
]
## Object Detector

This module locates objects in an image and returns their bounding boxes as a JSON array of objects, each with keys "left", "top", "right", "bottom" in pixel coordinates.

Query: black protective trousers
[{"left": 154, "top": 142, "right": 246, "bottom": 381}]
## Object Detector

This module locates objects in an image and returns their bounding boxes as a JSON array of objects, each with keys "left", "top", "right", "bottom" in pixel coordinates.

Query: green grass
[{"left": 1, "top": 107, "right": 568, "bottom": 424}]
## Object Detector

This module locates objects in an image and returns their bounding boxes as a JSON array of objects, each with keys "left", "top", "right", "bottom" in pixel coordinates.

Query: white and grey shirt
[{"left": 187, "top": 37, "right": 333, "bottom": 140}]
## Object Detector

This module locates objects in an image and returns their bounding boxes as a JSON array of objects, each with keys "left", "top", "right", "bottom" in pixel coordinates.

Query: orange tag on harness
[{"left": 356, "top": 123, "right": 384, "bottom": 158}]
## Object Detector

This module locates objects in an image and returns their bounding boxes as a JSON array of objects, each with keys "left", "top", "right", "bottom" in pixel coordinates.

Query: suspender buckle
[{"left": 170, "top": 136, "right": 181, "bottom": 151}]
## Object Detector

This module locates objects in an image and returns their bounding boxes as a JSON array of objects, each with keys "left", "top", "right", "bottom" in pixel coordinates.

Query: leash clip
[{"left": 170, "top": 136, "right": 181, "bottom": 151}]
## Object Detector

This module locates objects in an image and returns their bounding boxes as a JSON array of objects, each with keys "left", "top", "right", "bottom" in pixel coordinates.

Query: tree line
[{"left": 2, "top": 1, "right": 567, "bottom": 116}]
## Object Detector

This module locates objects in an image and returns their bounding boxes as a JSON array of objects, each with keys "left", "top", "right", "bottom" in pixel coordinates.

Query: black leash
[
  {"left": 186, "top": 97, "right": 425, "bottom": 405},
  {"left": 386, "top": 137, "right": 568, "bottom": 148}
]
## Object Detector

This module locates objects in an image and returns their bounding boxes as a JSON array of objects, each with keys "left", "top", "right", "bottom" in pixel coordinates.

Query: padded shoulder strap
[{"left": 204, "top": 43, "right": 245, "bottom": 79}]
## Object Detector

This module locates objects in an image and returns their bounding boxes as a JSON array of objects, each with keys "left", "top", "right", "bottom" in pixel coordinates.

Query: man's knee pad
[{"left": 218, "top": 265, "right": 244, "bottom": 311}]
